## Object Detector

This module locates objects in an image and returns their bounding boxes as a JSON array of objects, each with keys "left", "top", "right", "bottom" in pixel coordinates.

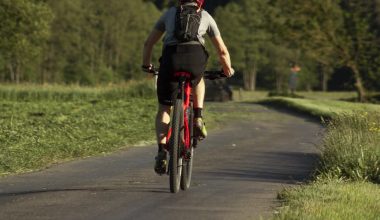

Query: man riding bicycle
[{"left": 142, "top": 0, "right": 234, "bottom": 174}]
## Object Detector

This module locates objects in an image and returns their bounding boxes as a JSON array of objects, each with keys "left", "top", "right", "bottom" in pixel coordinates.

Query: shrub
[{"left": 319, "top": 112, "right": 380, "bottom": 183}]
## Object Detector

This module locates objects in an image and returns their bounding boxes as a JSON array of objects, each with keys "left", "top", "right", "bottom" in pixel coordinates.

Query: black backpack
[{"left": 174, "top": 5, "right": 202, "bottom": 43}]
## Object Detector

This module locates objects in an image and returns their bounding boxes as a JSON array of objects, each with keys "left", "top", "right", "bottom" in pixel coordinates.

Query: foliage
[
  {"left": 0, "top": 0, "right": 160, "bottom": 85},
  {"left": 42, "top": 0, "right": 160, "bottom": 85},
  {"left": 0, "top": 0, "right": 379, "bottom": 94},
  {"left": 214, "top": 0, "right": 294, "bottom": 91},
  {"left": 320, "top": 112, "right": 380, "bottom": 183},
  {"left": 0, "top": 0, "right": 53, "bottom": 83},
  {"left": 273, "top": 0, "right": 380, "bottom": 100}
]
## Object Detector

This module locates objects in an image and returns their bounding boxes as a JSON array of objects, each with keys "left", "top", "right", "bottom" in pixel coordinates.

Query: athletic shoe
[
  {"left": 194, "top": 117, "right": 207, "bottom": 140},
  {"left": 154, "top": 151, "right": 167, "bottom": 175}
]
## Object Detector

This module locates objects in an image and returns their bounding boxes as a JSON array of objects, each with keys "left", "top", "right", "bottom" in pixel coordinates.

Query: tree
[
  {"left": 0, "top": 0, "right": 53, "bottom": 83},
  {"left": 215, "top": 0, "right": 273, "bottom": 91},
  {"left": 274, "top": 0, "right": 379, "bottom": 101},
  {"left": 41, "top": 0, "right": 160, "bottom": 85}
]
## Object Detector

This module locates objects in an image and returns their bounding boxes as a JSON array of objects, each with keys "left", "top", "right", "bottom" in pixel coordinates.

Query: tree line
[
  {"left": 1, "top": 0, "right": 379, "bottom": 101},
  {"left": 213, "top": 0, "right": 380, "bottom": 101},
  {"left": 0, "top": 0, "right": 160, "bottom": 85}
]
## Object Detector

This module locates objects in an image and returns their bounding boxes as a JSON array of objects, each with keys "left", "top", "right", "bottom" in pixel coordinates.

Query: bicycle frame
[
  {"left": 165, "top": 71, "right": 193, "bottom": 155},
  {"left": 146, "top": 66, "right": 225, "bottom": 193}
]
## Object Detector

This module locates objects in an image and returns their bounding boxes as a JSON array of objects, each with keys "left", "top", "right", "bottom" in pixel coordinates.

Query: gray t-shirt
[{"left": 154, "top": 7, "right": 221, "bottom": 46}]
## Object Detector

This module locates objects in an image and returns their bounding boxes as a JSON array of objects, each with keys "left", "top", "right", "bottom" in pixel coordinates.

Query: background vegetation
[{"left": 0, "top": 0, "right": 379, "bottom": 101}]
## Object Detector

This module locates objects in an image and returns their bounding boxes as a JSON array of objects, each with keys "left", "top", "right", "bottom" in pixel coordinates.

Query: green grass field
[
  {"left": 0, "top": 84, "right": 263, "bottom": 176},
  {"left": 2, "top": 86, "right": 379, "bottom": 219}
]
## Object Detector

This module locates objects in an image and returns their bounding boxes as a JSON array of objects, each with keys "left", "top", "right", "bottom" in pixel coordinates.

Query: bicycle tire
[
  {"left": 169, "top": 98, "right": 183, "bottom": 193},
  {"left": 181, "top": 105, "right": 194, "bottom": 190}
]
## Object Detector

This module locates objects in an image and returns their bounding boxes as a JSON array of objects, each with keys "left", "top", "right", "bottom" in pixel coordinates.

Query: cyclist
[{"left": 142, "top": 0, "right": 234, "bottom": 174}]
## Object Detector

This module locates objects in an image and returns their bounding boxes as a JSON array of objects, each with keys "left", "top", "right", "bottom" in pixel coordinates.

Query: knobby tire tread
[
  {"left": 181, "top": 105, "right": 194, "bottom": 190},
  {"left": 169, "top": 99, "right": 183, "bottom": 193}
]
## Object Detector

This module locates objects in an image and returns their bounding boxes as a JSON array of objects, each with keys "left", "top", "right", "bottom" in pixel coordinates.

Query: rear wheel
[
  {"left": 181, "top": 105, "right": 194, "bottom": 190},
  {"left": 181, "top": 147, "right": 194, "bottom": 190},
  {"left": 169, "top": 99, "right": 183, "bottom": 193}
]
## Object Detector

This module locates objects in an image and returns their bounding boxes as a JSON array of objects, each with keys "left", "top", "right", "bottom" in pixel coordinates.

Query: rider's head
[{"left": 179, "top": 0, "right": 204, "bottom": 8}]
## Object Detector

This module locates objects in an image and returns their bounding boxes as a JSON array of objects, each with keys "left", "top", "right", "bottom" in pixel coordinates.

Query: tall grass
[
  {"left": 319, "top": 112, "right": 380, "bottom": 183},
  {"left": 0, "top": 80, "right": 156, "bottom": 101},
  {"left": 0, "top": 81, "right": 158, "bottom": 175}
]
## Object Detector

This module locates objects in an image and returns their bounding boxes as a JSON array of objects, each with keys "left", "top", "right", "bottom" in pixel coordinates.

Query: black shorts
[{"left": 157, "top": 44, "right": 209, "bottom": 106}]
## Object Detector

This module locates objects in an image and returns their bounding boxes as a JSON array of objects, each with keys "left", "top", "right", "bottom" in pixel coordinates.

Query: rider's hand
[
  {"left": 223, "top": 67, "right": 235, "bottom": 78},
  {"left": 142, "top": 64, "right": 155, "bottom": 74}
]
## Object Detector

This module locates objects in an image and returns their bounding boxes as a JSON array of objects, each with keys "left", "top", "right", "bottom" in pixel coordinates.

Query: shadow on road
[
  {"left": 200, "top": 151, "right": 320, "bottom": 184},
  {"left": 0, "top": 186, "right": 170, "bottom": 197},
  {"left": 244, "top": 101, "right": 324, "bottom": 123}
]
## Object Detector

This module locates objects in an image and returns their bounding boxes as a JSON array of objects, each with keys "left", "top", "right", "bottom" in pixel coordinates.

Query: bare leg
[
  {"left": 155, "top": 104, "right": 171, "bottom": 145},
  {"left": 193, "top": 77, "right": 205, "bottom": 109},
  {"left": 193, "top": 77, "right": 208, "bottom": 139}
]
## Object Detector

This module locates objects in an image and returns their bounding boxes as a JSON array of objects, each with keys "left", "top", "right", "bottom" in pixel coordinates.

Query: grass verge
[
  {"left": 258, "top": 97, "right": 380, "bottom": 119},
  {"left": 263, "top": 96, "right": 380, "bottom": 219},
  {"left": 0, "top": 84, "right": 262, "bottom": 176},
  {"left": 276, "top": 179, "right": 380, "bottom": 220},
  {"left": 0, "top": 98, "right": 157, "bottom": 175}
]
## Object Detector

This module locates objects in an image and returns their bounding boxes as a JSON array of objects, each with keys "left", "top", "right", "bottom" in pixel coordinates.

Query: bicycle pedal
[{"left": 184, "top": 151, "right": 192, "bottom": 161}]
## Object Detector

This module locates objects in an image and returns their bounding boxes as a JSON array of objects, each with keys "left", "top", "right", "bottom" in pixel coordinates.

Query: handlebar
[
  {"left": 204, "top": 70, "right": 227, "bottom": 80},
  {"left": 143, "top": 67, "right": 227, "bottom": 80}
]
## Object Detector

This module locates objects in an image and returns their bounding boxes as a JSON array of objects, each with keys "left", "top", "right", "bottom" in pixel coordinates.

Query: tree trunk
[
  {"left": 244, "top": 50, "right": 257, "bottom": 91},
  {"left": 349, "top": 63, "right": 366, "bottom": 102},
  {"left": 322, "top": 70, "right": 328, "bottom": 92},
  {"left": 250, "top": 64, "right": 257, "bottom": 91},
  {"left": 8, "top": 63, "right": 15, "bottom": 83},
  {"left": 276, "top": 71, "right": 281, "bottom": 94},
  {"left": 243, "top": 69, "right": 257, "bottom": 91},
  {"left": 243, "top": 71, "right": 249, "bottom": 90},
  {"left": 15, "top": 63, "right": 20, "bottom": 84}
]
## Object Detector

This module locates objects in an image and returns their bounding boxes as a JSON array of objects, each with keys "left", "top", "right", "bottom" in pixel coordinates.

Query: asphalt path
[{"left": 0, "top": 104, "right": 322, "bottom": 220}]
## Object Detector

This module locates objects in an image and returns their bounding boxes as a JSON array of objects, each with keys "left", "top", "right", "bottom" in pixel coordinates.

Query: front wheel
[
  {"left": 181, "top": 147, "right": 194, "bottom": 190},
  {"left": 169, "top": 99, "right": 183, "bottom": 193}
]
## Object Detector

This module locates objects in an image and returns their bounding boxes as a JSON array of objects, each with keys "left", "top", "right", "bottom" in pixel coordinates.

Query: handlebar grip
[
  {"left": 142, "top": 66, "right": 159, "bottom": 75},
  {"left": 204, "top": 70, "right": 226, "bottom": 80}
]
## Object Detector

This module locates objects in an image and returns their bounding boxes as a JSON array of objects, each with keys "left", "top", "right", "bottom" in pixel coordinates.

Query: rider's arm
[
  {"left": 211, "top": 36, "right": 234, "bottom": 77},
  {"left": 143, "top": 29, "right": 164, "bottom": 67}
]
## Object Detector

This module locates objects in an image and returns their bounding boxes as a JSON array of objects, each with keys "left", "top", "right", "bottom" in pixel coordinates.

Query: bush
[{"left": 319, "top": 112, "right": 380, "bottom": 183}]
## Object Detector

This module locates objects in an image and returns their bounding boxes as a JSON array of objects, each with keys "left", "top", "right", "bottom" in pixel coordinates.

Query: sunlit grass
[
  {"left": 298, "top": 91, "right": 358, "bottom": 101},
  {"left": 0, "top": 80, "right": 157, "bottom": 101},
  {"left": 0, "top": 84, "right": 267, "bottom": 176},
  {"left": 275, "top": 180, "right": 380, "bottom": 220},
  {"left": 319, "top": 112, "right": 380, "bottom": 183},
  {"left": 259, "top": 97, "right": 380, "bottom": 118},
  {"left": 265, "top": 96, "right": 380, "bottom": 220},
  {"left": 0, "top": 98, "right": 157, "bottom": 175}
]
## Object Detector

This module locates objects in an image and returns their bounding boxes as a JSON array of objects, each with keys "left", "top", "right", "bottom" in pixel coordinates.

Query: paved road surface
[{"left": 0, "top": 104, "right": 322, "bottom": 220}]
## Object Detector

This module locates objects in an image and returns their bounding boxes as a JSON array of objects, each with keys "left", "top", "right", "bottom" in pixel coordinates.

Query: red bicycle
[{"left": 150, "top": 69, "right": 226, "bottom": 193}]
